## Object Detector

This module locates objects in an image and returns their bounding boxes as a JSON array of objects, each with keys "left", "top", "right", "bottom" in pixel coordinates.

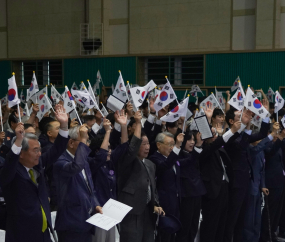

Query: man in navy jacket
[
  {"left": 0, "top": 104, "right": 69, "bottom": 242},
  {"left": 53, "top": 124, "right": 102, "bottom": 242}
]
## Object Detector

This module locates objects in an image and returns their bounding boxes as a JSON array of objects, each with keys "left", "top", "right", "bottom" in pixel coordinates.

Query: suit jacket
[
  {"left": 53, "top": 143, "right": 100, "bottom": 233},
  {"left": 199, "top": 133, "right": 239, "bottom": 199},
  {"left": 224, "top": 121, "right": 270, "bottom": 188},
  {"left": 88, "top": 142, "right": 129, "bottom": 205},
  {"left": 249, "top": 137, "right": 270, "bottom": 195},
  {"left": 149, "top": 151, "right": 182, "bottom": 217},
  {"left": 264, "top": 138, "right": 285, "bottom": 188},
  {"left": 0, "top": 133, "right": 69, "bottom": 242},
  {"left": 117, "top": 135, "right": 159, "bottom": 215}
]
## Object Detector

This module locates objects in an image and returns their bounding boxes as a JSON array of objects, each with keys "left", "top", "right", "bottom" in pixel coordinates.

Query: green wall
[
  {"left": 0, "top": 61, "right": 11, "bottom": 98},
  {"left": 205, "top": 52, "right": 285, "bottom": 93}
]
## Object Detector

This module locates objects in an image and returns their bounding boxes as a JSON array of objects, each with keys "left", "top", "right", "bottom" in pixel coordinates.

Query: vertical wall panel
[
  {"left": 205, "top": 52, "right": 285, "bottom": 93},
  {"left": 0, "top": 61, "right": 11, "bottom": 97}
]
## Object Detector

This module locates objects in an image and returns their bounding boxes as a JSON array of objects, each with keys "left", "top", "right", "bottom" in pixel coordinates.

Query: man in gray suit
[{"left": 118, "top": 111, "right": 164, "bottom": 242}]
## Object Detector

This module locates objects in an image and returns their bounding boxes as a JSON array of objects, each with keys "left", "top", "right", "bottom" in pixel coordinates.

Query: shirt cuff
[
  {"left": 244, "top": 129, "right": 252, "bottom": 135},
  {"left": 194, "top": 147, "right": 202, "bottom": 153},
  {"left": 147, "top": 114, "right": 155, "bottom": 124},
  {"left": 268, "top": 134, "right": 273, "bottom": 141},
  {"left": 114, "top": 122, "right": 121, "bottom": 132},
  {"left": 172, "top": 146, "right": 181, "bottom": 155},
  {"left": 155, "top": 119, "right": 162, "bottom": 126},
  {"left": 11, "top": 144, "right": 22, "bottom": 155},
  {"left": 262, "top": 117, "right": 270, "bottom": 123},
  {"left": 222, "top": 129, "right": 234, "bottom": 143},
  {"left": 238, "top": 123, "right": 247, "bottom": 133},
  {"left": 59, "top": 129, "right": 69, "bottom": 138},
  {"left": 92, "top": 123, "right": 101, "bottom": 134}
]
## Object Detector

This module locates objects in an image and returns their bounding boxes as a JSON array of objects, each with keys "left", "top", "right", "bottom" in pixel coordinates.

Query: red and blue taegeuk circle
[
  {"left": 41, "top": 105, "right": 45, "bottom": 112},
  {"left": 171, "top": 106, "right": 179, "bottom": 113},
  {"left": 39, "top": 94, "right": 45, "bottom": 100},
  {"left": 253, "top": 99, "right": 262, "bottom": 109},
  {"left": 206, "top": 101, "right": 212, "bottom": 107},
  {"left": 8, "top": 89, "right": 16, "bottom": 101},
  {"left": 29, "top": 83, "right": 34, "bottom": 91},
  {"left": 237, "top": 92, "right": 243, "bottom": 100},
  {"left": 160, "top": 91, "right": 168, "bottom": 101},
  {"left": 234, "top": 82, "right": 238, "bottom": 86},
  {"left": 141, "top": 91, "right": 145, "bottom": 99}
]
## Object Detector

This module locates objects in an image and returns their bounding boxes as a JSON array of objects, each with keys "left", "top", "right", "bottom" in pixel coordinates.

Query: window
[
  {"left": 139, "top": 55, "right": 204, "bottom": 86},
  {"left": 13, "top": 60, "right": 63, "bottom": 87}
]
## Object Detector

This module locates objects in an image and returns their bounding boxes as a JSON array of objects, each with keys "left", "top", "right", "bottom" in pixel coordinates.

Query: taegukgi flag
[
  {"left": 160, "top": 96, "right": 191, "bottom": 122},
  {"left": 8, "top": 74, "right": 20, "bottom": 108},
  {"left": 26, "top": 72, "right": 39, "bottom": 101},
  {"left": 130, "top": 80, "right": 157, "bottom": 108},
  {"left": 244, "top": 87, "right": 269, "bottom": 119},
  {"left": 274, "top": 91, "right": 284, "bottom": 113},
  {"left": 153, "top": 77, "right": 177, "bottom": 111},
  {"left": 113, "top": 71, "right": 128, "bottom": 103}
]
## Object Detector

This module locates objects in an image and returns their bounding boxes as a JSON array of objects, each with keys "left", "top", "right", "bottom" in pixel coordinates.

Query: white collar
[
  {"left": 157, "top": 150, "right": 167, "bottom": 158},
  {"left": 66, "top": 149, "right": 75, "bottom": 159}
]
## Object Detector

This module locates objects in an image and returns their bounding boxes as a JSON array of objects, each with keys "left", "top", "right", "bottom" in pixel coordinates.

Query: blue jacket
[
  {"left": 249, "top": 137, "right": 270, "bottom": 195},
  {"left": 0, "top": 133, "right": 69, "bottom": 242},
  {"left": 88, "top": 142, "right": 128, "bottom": 205},
  {"left": 53, "top": 143, "right": 100, "bottom": 233},
  {"left": 264, "top": 138, "right": 285, "bottom": 188},
  {"left": 149, "top": 151, "right": 182, "bottom": 217}
]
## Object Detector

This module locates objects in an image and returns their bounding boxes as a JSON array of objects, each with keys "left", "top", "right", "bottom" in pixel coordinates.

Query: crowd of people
[{"left": 0, "top": 84, "right": 284, "bottom": 242}]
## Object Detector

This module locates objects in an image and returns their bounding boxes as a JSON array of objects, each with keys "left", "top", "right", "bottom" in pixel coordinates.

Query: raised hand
[
  {"left": 272, "top": 122, "right": 280, "bottom": 136},
  {"left": 32, "top": 104, "right": 39, "bottom": 114},
  {"left": 231, "top": 120, "right": 242, "bottom": 133},
  {"left": 70, "top": 118, "right": 79, "bottom": 128},
  {"left": 262, "top": 99, "right": 269, "bottom": 112},
  {"left": 116, "top": 109, "right": 127, "bottom": 126},
  {"left": 78, "top": 125, "right": 89, "bottom": 143},
  {"left": 126, "top": 101, "right": 134, "bottom": 118},
  {"left": 103, "top": 118, "right": 112, "bottom": 132},
  {"left": 14, "top": 122, "right": 24, "bottom": 147},
  {"left": 195, "top": 132, "right": 204, "bottom": 147},
  {"left": 134, "top": 111, "right": 142, "bottom": 123},
  {"left": 203, "top": 103, "right": 213, "bottom": 121},
  {"left": 241, "top": 109, "right": 252, "bottom": 125},
  {"left": 175, "top": 133, "right": 185, "bottom": 148},
  {"left": 216, "top": 123, "right": 224, "bottom": 136},
  {"left": 0, "top": 132, "right": 5, "bottom": 145},
  {"left": 149, "top": 97, "right": 155, "bottom": 113},
  {"left": 54, "top": 104, "right": 68, "bottom": 130}
]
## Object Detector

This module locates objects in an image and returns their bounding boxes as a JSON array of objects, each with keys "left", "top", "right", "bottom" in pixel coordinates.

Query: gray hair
[
  {"left": 22, "top": 133, "right": 40, "bottom": 151},
  {"left": 69, "top": 125, "right": 80, "bottom": 140},
  {"left": 155, "top": 132, "right": 174, "bottom": 143}
]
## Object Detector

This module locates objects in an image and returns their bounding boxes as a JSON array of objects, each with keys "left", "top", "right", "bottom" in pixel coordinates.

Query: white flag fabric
[
  {"left": 30, "top": 86, "right": 48, "bottom": 104},
  {"left": 244, "top": 87, "right": 269, "bottom": 119},
  {"left": 200, "top": 93, "right": 219, "bottom": 110},
  {"left": 51, "top": 85, "right": 63, "bottom": 104},
  {"left": 97, "top": 70, "right": 103, "bottom": 85},
  {"left": 267, "top": 87, "right": 274, "bottom": 103},
  {"left": 0, "top": 102, "right": 2, "bottom": 117},
  {"left": 153, "top": 80, "right": 177, "bottom": 111},
  {"left": 1, "top": 95, "right": 7, "bottom": 106},
  {"left": 79, "top": 82, "right": 88, "bottom": 93},
  {"left": 8, "top": 75, "right": 20, "bottom": 108},
  {"left": 281, "top": 115, "right": 285, "bottom": 129},
  {"left": 71, "top": 82, "right": 79, "bottom": 90},
  {"left": 101, "top": 104, "right": 109, "bottom": 117},
  {"left": 71, "top": 89, "right": 98, "bottom": 109},
  {"left": 37, "top": 94, "right": 53, "bottom": 121},
  {"left": 191, "top": 85, "right": 203, "bottom": 94},
  {"left": 129, "top": 80, "right": 156, "bottom": 108},
  {"left": 88, "top": 82, "right": 96, "bottom": 101},
  {"left": 63, "top": 87, "right": 75, "bottom": 113},
  {"left": 231, "top": 76, "right": 240, "bottom": 92},
  {"left": 26, "top": 72, "right": 39, "bottom": 101},
  {"left": 154, "top": 88, "right": 161, "bottom": 100},
  {"left": 251, "top": 114, "right": 262, "bottom": 128},
  {"left": 160, "top": 97, "right": 190, "bottom": 122},
  {"left": 228, "top": 89, "right": 244, "bottom": 111},
  {"left": 215, "top": 87, "right": 225, "bottom": 110},
  {"left": 274, "top": 91, "right": 284, "bottom": 113},
  {"left": 25, "top": 103, "right": 30, "bottom": 117},
  {"left": 113, "top": 72, "right": 128, "bottom": 103}
]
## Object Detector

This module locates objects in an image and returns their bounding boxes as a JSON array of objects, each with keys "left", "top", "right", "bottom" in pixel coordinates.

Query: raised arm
[
  {"left": 115, "top": 109, "right": 128, "bottom": 144},
  {"left": 100, "top": 118, "right": 112, "bottom": 151},
  {"left": 26, "top": 104, "right": 39, "bottom": 124}
]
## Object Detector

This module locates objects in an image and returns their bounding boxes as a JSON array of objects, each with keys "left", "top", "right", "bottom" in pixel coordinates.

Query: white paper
[
  {"left": 86, "top": 199, "right": 132, "bottom": 231},
  {"left": 194, "top": 115, "right": 213, "bottom": 140},
  {"left": 107, "top": 95, "right": 125, "bottom": 112}
]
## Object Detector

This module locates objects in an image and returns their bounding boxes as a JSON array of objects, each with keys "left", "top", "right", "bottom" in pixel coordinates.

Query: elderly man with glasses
[
  {"left": 0, "top": 104, "right": 69, "bottom": 242},
  {"left": 149, "top": 131, "right": 185, "bottom": 242}
]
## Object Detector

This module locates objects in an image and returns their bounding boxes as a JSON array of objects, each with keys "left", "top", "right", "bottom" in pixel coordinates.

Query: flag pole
[
  {"left": 44, "top": 93, "right": 55, "bottom": 112},
  {"left": 66, "top": 86, "right": 82, "bottom": 125},
  {"left": 240, "top": 85, "right": 249, "bottom": 121},
  {"left": 211, "top": 92, "right": 225, "bottom": 115},
  {"left": 17, "top": 104, "right": 21, "bottom": 122}
]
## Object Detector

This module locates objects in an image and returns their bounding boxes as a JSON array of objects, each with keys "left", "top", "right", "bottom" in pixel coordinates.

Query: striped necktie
[{"left": 29, "top": 169, "right": 47, "bottom": 233}]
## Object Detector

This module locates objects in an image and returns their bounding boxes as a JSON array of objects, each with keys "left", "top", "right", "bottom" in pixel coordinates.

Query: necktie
[{"left": 29, "top": 169, "right": 47, "bottom": 233}]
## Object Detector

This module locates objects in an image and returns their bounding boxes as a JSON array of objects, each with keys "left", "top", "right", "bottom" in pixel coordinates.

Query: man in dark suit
[
  {"left": 0, "top": 104, "right": 69, "bottom": 242},
  {"left": 118, "top": 111, "right": 164, "bottom": 242},
  {"left": 53, "top": 124, "right": 103, "bottom": 242},
  {"left": 259, "top": 127, "right": 285, "bottom": 242},
  {"left": 223, "top": 104, "right": 270, "bottom": 242},
  {"left": 149, "top": 131, "right": 185, "bottom": 242}
]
